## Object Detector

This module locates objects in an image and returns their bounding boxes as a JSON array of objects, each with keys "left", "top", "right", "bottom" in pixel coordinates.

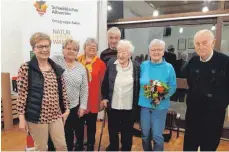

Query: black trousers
[
  {"left": 183, "top": 107, "right": 226, "bottom": 151},
  {"left": 65, "top": 106, "right": 85, "bottom": 151},
  {"left": 77, "top": 112, "right": 98, "bottom": 146},
  {"left": 107, "top": 108, "right": 134, "bottom": 151}
]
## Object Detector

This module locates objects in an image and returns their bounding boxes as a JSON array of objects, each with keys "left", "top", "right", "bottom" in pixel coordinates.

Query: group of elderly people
[{"left": 16, "top": 26, "right": 229, "bottom": 151}]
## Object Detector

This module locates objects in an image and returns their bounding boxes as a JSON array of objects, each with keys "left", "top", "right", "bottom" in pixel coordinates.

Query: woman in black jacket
[
  {"left": 101, "top": 40, "right": 140, "bottom": 151},
  {"left": 16, "top": 32, "right": 69, "bottom": 151}
]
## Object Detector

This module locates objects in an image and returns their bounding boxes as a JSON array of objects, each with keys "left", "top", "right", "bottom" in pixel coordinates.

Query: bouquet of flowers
[{"left": 143, "top": 80, "right": 170, "bottom": 108}]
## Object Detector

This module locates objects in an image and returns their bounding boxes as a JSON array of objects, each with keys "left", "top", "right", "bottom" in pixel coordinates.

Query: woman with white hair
[
  {"left": 138, "top": 39, "right": 177, "bottom": 151},
  {"left": 101, "top": 40, "right": 140, "bottom": 151}
]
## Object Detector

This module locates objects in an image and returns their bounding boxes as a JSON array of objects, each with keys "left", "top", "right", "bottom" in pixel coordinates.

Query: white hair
[
  {"left": 107, "top": 27, "right": 121, "bottom": 37},
  {"left": 181, "top": 52, "right": 189, "bottom": 62},
  {"left": 117, "top": 40, "right": 135, "bottom": 54},
  {"left": 194, "top": 29, "right": 215, "bottom": 41},
  {"left": 149, "top": 39, "right": 166, "bottom": 49}
]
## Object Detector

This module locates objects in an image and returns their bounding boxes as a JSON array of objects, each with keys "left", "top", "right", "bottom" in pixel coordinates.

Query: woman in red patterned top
[
  {"left": 77, "top": 38, "right": 106, "bottom": 151},
  {"left": 16, "top": 32, "right": 69, "bottom": 151}
]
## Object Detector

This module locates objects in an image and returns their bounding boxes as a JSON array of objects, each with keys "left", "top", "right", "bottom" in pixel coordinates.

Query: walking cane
[{"left": 98, "top": 108, "right": 107, "bottom": 151}]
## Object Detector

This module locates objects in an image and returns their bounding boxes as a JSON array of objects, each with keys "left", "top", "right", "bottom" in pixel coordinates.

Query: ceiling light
[
  {"left": 107, "top": 5, "right": 112, "bottom": 11},
  {"left": 211, "top": 26, "right": 216, "bottom": 30},
  {"left": 202, "top": 6, "right": 209, "bottom": 13},
  {"left": 179, "top": 27, "right": 183, "bottom": 33},
  {"left": 153, "top": 10, "right": 159, "bottom": 17}
]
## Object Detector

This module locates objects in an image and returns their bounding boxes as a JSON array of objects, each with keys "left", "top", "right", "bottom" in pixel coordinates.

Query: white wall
[
  {"left": 221, "top": 24, "right": 229, "bottom": 56},
  {"left": 163, "top": 24, "right": 216, "bottom": 54},
  {"left": 97, "top": 0, "right": 108, "bottom": 56},
  {"left": 124, "top": 6, "right": 164, "bottom": 58},
  {"left": 125, "top": 28, "right": 164, "bottom": 58},
  {"left": 1, "top": 0, "right": 27, "bottom": 76}
]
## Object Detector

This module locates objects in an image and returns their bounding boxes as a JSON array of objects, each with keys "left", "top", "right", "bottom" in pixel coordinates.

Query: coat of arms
[{"left": 34, "top": 1, "right": 48, "bottom": 16}]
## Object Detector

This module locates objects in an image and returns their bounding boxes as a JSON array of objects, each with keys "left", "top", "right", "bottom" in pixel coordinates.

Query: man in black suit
[{"left": 182, "top": 29, "right": 229, "bottom": 151}]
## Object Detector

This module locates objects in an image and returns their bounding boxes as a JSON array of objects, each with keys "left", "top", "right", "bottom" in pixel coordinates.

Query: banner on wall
[{"left": 22, "top": 0, "right": 98, "bottom": 61}]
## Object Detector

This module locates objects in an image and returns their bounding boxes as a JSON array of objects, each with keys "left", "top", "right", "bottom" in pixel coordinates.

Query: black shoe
[
  {"left": 121, "top": 147, "right": 131, "bottom": 151},
  {"left": 74, "top": 143, "right": 84, "bottom": 151},
  {"left": 106, "top": 145, "right": 117, "bottom": 151},
  {"left": 106, "top": 145, "right": 111, "bottom": 151},
  {"left": 87, "top": 145, "right": 94, "bottom": 151}
]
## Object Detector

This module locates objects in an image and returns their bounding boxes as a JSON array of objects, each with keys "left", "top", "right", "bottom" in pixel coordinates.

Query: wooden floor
[{"left": 1, "top": 122, "right": 229, "bottom": 151}]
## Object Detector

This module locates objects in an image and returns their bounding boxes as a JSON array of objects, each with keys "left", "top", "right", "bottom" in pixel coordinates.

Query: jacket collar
[{"left": 29, "top": 56, "right": 65, "bottom": 77}]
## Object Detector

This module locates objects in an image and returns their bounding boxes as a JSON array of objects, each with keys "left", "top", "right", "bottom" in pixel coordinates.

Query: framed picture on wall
[
  {"left": 188, "top": 38, "right": 194, "bottom": 49},
  {"left": 178, "top": 38, "right": 186, "bottom": 50}
]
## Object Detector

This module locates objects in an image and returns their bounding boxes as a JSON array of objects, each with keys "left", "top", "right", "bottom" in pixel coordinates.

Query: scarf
[{"left": 78, "top": 55, "right": 97, "bottom": 82}]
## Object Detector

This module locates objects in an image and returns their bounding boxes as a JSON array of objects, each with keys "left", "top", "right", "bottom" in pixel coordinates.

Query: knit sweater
[{"left": 138, "top": 59, "right": 177, "bottom": 110}]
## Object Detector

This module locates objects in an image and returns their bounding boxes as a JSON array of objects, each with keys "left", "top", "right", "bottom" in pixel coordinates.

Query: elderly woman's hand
[
  {"left": 154, "top": 98, "right": 160, "bottom": 105},
  {"left": 100, "top": 99, "right": 109, "bottom": 109}
]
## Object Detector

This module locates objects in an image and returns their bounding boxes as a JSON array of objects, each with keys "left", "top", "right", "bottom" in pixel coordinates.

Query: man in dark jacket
[
  {"left": 182, "top": 29, "right": 229, "bottom": 151},
  {"left": 164, "top": 45, "right": 178, "bottom": 101},
  {"left": 101, "top": 40, "right": 140, "bottom": 151},
  {"left": 164, "top": 45, "right": 177, "bottom": 69},
  {"left": 100, "top": 27, "right": 121, "bottom": 65}
]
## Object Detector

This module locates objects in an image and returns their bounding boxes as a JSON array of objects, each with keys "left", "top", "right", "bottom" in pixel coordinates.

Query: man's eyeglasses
[{"left": 35, "top": 45, "right": 50, "bottom": 50}]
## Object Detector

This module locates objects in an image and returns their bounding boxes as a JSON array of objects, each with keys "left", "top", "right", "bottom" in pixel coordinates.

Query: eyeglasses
[
  {"left": 150, "top": 49, "right": 163, "bottom": 52},
  {"left": 86, "top": 45, "right": 97, "bottom": 49},
  {"left": 35, "top": 45, "right": 50, "bottom": 50}
]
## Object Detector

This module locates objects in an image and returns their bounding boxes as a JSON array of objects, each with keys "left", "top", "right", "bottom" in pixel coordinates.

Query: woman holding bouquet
[{"left": 138, "top": 39, "right": 177, "bottom": 151}]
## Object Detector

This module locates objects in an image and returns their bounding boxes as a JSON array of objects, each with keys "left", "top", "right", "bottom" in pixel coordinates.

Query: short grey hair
[
  {"left": 107, "top": 27, "right": 121, "bottom": 37},
  {"left": 149, "top": 39, "right": 166, "bottom": 49},
  {"left": 83, "top": 37, "right": 98, "bottom": 49},
  {"left": 62, "top": 38, "right": 80, "bottom": 50},
  {"left": 194, "top": 29, "right": 215, "bottom": 41},
  {"left": 117, "top": 40, "right": 135, "bottom": 54},
  {"left": 181, "top": 52, "right": 189, "bottom": 62}
]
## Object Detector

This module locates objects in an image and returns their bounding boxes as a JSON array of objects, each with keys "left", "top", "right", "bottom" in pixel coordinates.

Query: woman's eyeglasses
[{"left": 35, "top": 45, "right": 50, "bottom": 50}]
